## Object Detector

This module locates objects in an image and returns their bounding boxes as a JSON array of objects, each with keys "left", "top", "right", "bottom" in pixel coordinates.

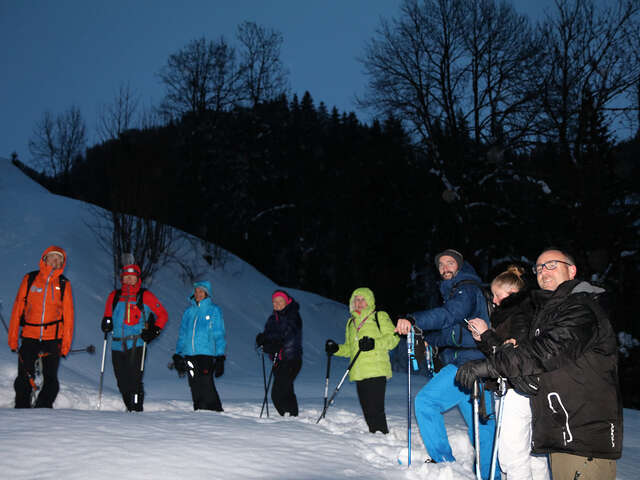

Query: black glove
[
  {"left": 454, "top": 359, "right": 497, "bottom": 392},
  {"left": 325, "top": 339, "right": 339, "bottom": 355},
  {"left": 141, "top": 325, "right": 161, "bottom": 343},
  {"left": 214, "top": 355, "right": 225, "bottom": 377},
  {"left": 510, "top": 375, "right": 540, "bottom": 396},
  {"left": 358, "top": 336, "right": 375, "bottom": 352},
  {"left": 101, "top": 316, "right": 113, "bottom": 333},
  {"left": 262, "top": 340, "right": 282, "bottom": 355},
  {"left": 172, "top": 354, "right": 186, "bottom": 374},
  {"left": 256, "top": 332, "right": 265, "bottom": 347}
]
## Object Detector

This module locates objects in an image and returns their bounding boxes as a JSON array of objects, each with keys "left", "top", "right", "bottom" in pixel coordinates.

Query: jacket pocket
[{"left": 547, "top": 392, "right": 573, "bottom": 446}]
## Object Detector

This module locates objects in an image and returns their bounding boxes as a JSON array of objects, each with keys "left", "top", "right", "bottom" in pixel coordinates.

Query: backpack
[
  {"left": 111, "top": 287, "right": 147, "bottom": 314},
  {"left": 111, "top": 288, "right": 153, "bottom": 325},
  {"left": 349, "top": 311, "right": 382, "bottom": 331},
  {"left": 23, "top": 270, "right": 68, "bottom": 305},
  {"left": 448, "top": 279, "right": 494, "bottom": 318},
  {"left": 20, "top": 270, "right": 69, "bottom": 337}
]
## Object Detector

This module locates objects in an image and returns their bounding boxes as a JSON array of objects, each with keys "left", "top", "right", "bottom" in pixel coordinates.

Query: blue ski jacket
[
  {"left": 175, "top": 282, "right": 226, "bottom": 357},
  {"left": 416, "top": 262, "right": 489, "bottom": 366},
  {"left": 103, "top": 283, "right": 168, "bottom": 352}
]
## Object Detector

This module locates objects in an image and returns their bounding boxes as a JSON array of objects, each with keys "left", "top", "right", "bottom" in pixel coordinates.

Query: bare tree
[
  {"left": 97, "top": 82, "right": 139, "bottom": 142},
  {"left": 236, "top": 21, "right": 288, "bottom": 107},
  {"left": 463, "top": 0, "right": 542, "bottom": 147},
  {"left": 359, "top": 0, "right": 541, "bottom": 154},
  {"left": 28, "top": 106, "right": 86, "bottom": 180},
  {"left": 158, "top": 36, "right": 238, "bottom": 121},
  {"left": 535, "top": 0, "right": 640, "bottom": 155},
  {"left": 86, "top": 206, "right": 176, "bottom": 288}
]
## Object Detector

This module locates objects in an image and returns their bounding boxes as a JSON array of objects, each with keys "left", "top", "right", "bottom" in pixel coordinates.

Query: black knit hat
[{"left": 434, "top": 249, "right": 464, "bottom": 269}]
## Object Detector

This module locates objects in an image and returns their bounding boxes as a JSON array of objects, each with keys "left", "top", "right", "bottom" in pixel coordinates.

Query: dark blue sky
[{"left": 0, "top": 0, "right": 556, "bottom": 164}]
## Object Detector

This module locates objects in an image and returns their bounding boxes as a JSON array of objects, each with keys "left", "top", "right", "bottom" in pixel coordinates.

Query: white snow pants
[{"left": 497, "top": 388, "right": 550, "bottom": 480}]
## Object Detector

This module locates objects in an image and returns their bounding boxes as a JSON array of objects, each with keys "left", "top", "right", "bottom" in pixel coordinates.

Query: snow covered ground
[{"left": 0, "top": 158, "right": 638, "bottom": 479}]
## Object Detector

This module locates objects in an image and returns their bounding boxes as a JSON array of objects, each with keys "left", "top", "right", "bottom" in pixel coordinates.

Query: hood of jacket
[
  {"left": 39, "top": 245, "right": 67, "bottom": 279},
  {"left": 192, "top": 280, "right": 213, "bottom": 299},
  {"left": 349, "top": 287, "right": 376, "bottom": 317}
]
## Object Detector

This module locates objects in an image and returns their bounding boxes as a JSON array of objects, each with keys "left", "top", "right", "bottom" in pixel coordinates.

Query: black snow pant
[
  {"left": 356, "top": 376, "right": 389, "bottom": 434},
  {"left": 112, "top": 347, "right": 145, "bottom": 412},
  {"left": 185, "top": 355, "right": 223, "bottom": 411},
  {"left": 14, "top": 338, "right": 61, "bottom": 408},
  {"left": 271, "top": 357, "right": 302, "bottom": 416}
]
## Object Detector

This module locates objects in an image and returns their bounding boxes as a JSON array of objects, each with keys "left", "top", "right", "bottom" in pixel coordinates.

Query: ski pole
[
  {"left": 316, "top": 349, "right": 361, "bottom": 424},
  {"left": 97, "top": 332, "right": 109, "bottom": 410},
  {"left": 69, "top": 344, "right": 96, "bottom": 354},
  {"left": 259, "top": 349, "right": 269, "bottom": 418},
  {"left": 0, "top": 309, "right": 9, "bottom": 333},
  {"left": 321, "top": 353, "right": 332, "bottom": 419},
  {"left": 140, "top": 341, "right": 147, "bottom": 372},
  {"left": 260, "top": 354, "right": 277, "bottom": 418},
  {"left": 472, "top": 379, "right": 482, "bottom": 480},
  {"left": 132, "top": 341, "right": 147, "bottom": 408},
  {"left": 489, "top": 378, "right": 507, "bottom": 480}
]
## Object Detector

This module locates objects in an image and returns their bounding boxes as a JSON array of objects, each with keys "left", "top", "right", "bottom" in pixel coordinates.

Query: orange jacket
[{"left": 8, "top": 246, "right": 75, "bottom": 355}]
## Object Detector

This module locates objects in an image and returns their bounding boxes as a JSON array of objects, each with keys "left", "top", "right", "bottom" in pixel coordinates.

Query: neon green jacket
[{"left": 335, "top": 287, "right": 400, "bottom": 382}]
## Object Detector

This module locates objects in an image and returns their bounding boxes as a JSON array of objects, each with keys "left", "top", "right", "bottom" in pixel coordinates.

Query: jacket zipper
[{"left": 39, "top": 271, "right": 53, "bottom": 340}]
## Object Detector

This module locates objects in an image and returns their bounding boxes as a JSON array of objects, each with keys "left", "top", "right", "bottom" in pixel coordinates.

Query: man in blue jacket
[{"left": 396, "top": 249, "right": 498, "bottom": 479}]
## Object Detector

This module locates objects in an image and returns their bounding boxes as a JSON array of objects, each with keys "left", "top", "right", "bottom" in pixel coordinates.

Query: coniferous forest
[{"left": 12, "top": 1, "right": 640, "bottom": 405}]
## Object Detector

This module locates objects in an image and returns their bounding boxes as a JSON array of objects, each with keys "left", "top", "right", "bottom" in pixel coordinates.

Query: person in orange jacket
[{"left": 8, "top": 246, "right": 74, "bottom": 408}]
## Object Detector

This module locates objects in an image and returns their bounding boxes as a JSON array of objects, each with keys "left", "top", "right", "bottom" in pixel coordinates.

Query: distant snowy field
[{"left": 0, "top": 159, "right": 637, "bottom": 479}]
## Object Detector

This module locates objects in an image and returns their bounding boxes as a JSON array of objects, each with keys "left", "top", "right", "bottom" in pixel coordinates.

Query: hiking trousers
[
  {"left": 271, "top": 357, "right": 301, "bottom": 416},
  {"left": 185, "top": 355, "right": 223, "bottom": 411},
  {"left": 14, "top": 338, "right": 61, "bottom": 408},
  {"left": 356, "top": 376, "right": 389, "bottom": 434},
  {"left": 498, "top": 388, "right": 550, "bottom": 480},
  {"left": 549, "top": 452, "right": 616, "bottom": 480},
  {"left": 112, "top": 347, "right": 144, "bottom": 411},
  {"left": 414, "top": 364, "right": 499, "bottom": 479}
]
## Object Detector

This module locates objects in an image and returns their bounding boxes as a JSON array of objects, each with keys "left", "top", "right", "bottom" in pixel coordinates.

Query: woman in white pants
[{"left": 467, "top": 266, "right": 550, "bottom": 480}]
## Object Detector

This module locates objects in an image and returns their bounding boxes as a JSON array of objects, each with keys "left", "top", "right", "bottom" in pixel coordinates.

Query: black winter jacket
[
  {"left": 488, "top": 279, "right": 622, "bottom": 459},
  {"left": 477, "top": 289, "right": 531, "bottom": 358},
  {"left": 262, "top": 298, "right": 303, "bottom": 361}
]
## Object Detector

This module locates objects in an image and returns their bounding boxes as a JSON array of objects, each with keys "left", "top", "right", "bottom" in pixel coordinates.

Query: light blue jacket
[{"left": 175, "top": 282, "right": 226, "bottom": 357}]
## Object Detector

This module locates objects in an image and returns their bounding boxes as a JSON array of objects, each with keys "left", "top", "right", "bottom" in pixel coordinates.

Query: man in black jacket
[{"left": 456, "top": 248, "right": 622, "bottom": 480}]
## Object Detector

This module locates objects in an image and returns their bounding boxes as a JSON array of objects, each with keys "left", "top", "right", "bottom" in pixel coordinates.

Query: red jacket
[{"left": 8, "top": 246, "right": 75, "bottom": 355}]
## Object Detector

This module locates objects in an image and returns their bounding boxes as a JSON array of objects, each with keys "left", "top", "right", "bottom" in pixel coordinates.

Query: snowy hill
[{"left": 0, "top": 158, "right": 638, "bottom": 480}]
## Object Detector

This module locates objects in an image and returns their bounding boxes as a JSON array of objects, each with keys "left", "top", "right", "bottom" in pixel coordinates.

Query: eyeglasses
[{"left": 532, "top": 260, "right": 573, "bottom": 275}]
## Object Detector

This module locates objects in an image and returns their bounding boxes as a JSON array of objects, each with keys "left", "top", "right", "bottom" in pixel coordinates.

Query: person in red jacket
[
  {"left": 100, "top": 264, "right": 168, "bottom": 411},
  {"left": 8, "top": 246, "right": 75, "bottom": 408}
]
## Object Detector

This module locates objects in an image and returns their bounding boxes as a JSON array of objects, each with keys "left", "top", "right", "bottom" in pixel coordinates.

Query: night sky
[{"left": 1, "top": 0, "right": 556, "bottom": 163}]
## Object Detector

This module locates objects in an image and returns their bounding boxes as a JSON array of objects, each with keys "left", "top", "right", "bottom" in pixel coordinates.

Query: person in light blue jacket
[{"left": 173, "top": 281, "right": 226, "bottom": 411}]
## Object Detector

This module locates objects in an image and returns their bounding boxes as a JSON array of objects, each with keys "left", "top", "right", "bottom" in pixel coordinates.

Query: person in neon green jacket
[{"left": 325, "top": 287, "right": 400, "bottom": 434}]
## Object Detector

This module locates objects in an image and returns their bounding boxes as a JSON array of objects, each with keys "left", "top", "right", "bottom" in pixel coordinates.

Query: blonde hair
[{"left": 491, "top": 265, "right": 526, "bottom": 292}]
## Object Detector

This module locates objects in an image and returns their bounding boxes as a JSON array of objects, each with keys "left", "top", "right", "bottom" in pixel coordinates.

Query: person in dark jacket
[
  {"left": 395, "top": 249, "right": 498, "bottom": 479},
  {"left": 456, "top": 248, "right": 622, "bottom": 480},
  {"left": 101, "top": 264, "right": 168, "bottom": 412},
  {"left": 173, "top": 281, "right": 226, "bottom": 411},
  {"left": 467, "top": 266, "right": 550, "bottom": 480},
  {"left": 255, "top": 290, "right": 303, "bottom": 416}
]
